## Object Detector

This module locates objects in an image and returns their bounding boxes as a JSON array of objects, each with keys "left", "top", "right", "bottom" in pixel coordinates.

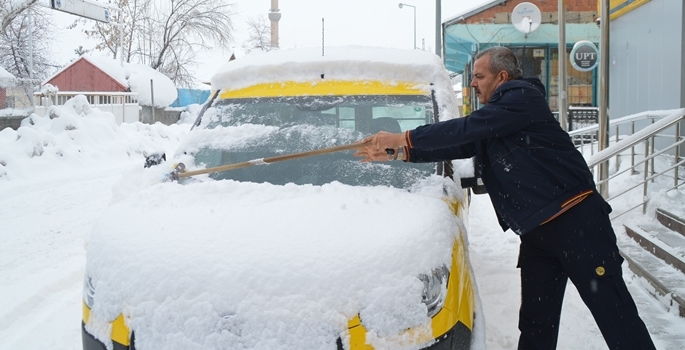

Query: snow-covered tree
[
  {"left": 75, "top": 0, "right": 235, "bottom": 87},
  {"left": 74, "top": 45, "right": 88, "bottom": 56},
  {"left": 242, "top": 16, "right": 277, "bottom": 54},
  {"left": 68, "top": 0, "right": 150, "bottom": 63},
  {"left": 0, "top": 0, "right": 38, "bottom": 31},
  {"left": 0, "top": 3, "right": 56, "bottom": 101}
]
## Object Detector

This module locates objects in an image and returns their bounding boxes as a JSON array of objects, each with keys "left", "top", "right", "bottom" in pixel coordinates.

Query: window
[
  {"left": 548, "top": 47, "right": 595, "bottom": 111},
  {"left": 510, "top": 46, "right": 596, "bottom": 112}
]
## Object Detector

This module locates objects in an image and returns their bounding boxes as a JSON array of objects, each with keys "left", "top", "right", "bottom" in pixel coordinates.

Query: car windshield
[{"left": 187, "top": 94, "right": 437, "bottom": 188}]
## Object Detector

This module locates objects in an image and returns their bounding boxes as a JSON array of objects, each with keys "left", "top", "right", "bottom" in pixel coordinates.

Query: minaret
[{"left": 268, "top": 0, "right": 281, "bottom": 49}]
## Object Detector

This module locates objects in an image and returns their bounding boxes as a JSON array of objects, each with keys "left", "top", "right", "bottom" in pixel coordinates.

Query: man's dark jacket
[{"left": 408, "top": 77, "right": 597, "bottom": 235}]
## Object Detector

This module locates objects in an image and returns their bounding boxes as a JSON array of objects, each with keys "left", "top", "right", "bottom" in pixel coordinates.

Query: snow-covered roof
[
  {"left": 45, "top": 56, "right": 178, "bottom": 107},
  {"left": 212, "top": 46, "right": 450, "bottom": 92},
  {"left": 211, "top": 46, "right": 459, "bottom": 121},
  {"left": 0, "top": 66, "right": 17, "bottom": 88}
]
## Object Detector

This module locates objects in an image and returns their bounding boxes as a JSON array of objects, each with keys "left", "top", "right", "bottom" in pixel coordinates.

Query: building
[
  {"left": 0, "top": 66, "right": 32, "bottom": 111},
  {"left": 0, "top": 66, "right": 14, "bottom": 109},
  {"left": 39, "top": 56, "right": 178, "bottom": 125},
  {"left": 46, "top": 56, "right": 129, "bottom": 93},
  {"left": 605, "top": 0, "right": 685, "bottom": 118},
  {"left": 443, "top": 0, "right": 599, "bottom": 123}
]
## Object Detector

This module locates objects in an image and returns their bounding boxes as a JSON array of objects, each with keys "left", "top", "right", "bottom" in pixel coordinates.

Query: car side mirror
[{"left": 144, "top": 152, "right": 166, "bottom": 168}]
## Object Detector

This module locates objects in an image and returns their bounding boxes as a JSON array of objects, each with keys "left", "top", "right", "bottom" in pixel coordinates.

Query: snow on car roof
[{"left": 211, "top": 46, "right": 459, "bottom": 121}]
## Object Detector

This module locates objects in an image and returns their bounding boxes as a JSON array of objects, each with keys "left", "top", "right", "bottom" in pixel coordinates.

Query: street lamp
[{"left": 398, "top": 3, "right": 416, "bottom": 49}]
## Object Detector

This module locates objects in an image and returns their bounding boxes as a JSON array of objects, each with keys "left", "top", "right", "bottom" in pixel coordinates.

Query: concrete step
[
  {"left": 656, "top": 208, "right": 685, "bottom": 239},
  {"left": 624, "top": 223, "right": 685, "bottom": 274},
  {"left": 619, "top": 230, "right": 685, "bottom": 317}
]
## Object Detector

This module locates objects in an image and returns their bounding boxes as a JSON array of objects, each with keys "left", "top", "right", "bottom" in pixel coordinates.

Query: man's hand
[{"left": 353, "top": 131, "right": 407, "bottom": 162}]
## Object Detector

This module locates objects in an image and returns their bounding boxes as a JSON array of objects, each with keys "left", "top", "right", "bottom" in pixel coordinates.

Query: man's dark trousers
[{"left": 516, "top": 193, "right": 656, "bottom": 350}]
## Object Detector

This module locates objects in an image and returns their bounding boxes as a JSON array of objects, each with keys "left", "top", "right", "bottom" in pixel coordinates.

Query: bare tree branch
[
  {"left": 0, "top": 5, "right": 57, "bottom": 101},
  {"left": 0, "top": 0, "right": 38, "bottom": 32},
  {"left": 242, "top": 15, "right": 275, "bottom": 54},
  {"left": 77, "top": 0, "right": 235, "bottom": 86},
  {"left": 146, "top": 0, "right": 235, "bottom": 85}
]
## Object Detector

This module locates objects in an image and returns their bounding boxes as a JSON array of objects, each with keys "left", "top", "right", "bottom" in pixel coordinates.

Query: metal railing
[{"left": 569, "top": 109, "right": 685, "bottom": 219}]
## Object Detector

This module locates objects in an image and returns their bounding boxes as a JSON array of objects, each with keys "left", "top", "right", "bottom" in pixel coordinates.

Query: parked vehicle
[{"left": 82, "top": 46, "right": 476, "bottom": 350}]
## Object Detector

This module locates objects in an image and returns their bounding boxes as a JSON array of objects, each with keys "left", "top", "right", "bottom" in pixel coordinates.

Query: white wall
[{"left": 609, "top": 0, "right": 684, "bottom": 119}]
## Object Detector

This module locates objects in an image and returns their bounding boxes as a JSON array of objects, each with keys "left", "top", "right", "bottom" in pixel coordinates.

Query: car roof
[{"left": 210, "top": 46, "right": 460, "bottom": 121}]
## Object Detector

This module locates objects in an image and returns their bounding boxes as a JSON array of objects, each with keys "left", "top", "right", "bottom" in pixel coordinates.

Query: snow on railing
[{"left": 581, "top": 108, "right": 685, "bottom": 218}]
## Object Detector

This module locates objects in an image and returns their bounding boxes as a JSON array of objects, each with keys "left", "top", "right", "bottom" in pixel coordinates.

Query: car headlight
[
  {"left": 83, "top": 275, "right": 95, "bottom": 308},
  {"left": 419, "top": 266, "right": 449, "bottom": 318}
]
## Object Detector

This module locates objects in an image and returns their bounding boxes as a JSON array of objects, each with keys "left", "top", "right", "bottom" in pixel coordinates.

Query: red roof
[{"left": 45, "top": 57, "right": 128, "bottom": 92}]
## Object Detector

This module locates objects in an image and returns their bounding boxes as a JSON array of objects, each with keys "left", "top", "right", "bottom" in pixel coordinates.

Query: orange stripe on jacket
[
  {"left": 404, "top": 130, "right": 413, "bottom": 162},
  {"left": 540, "top": 189, "right": 595, "bottom": 225}
]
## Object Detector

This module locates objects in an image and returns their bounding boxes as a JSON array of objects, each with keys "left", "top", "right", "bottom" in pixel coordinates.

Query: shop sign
[{"left": 570, "top": 40, "right": 599, "bottom": 72}]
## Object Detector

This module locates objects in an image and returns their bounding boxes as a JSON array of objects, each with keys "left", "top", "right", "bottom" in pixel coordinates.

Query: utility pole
[
  {"left": 598, "top": 0, "right": 611, "bottom": 198},
  {"left": 435, "top": 0, "right": 441, "bottom": 57},
  {"left": 558, "top": 0, "right": 568, "bottom": 131},
  {"left": 28, "top": 8, "right": 34, "bottom": 106}
]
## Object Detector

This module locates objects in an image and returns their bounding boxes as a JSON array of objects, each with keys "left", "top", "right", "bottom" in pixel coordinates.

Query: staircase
[{"left": 623, "top": 208, "right": 685, "bottom": 317}]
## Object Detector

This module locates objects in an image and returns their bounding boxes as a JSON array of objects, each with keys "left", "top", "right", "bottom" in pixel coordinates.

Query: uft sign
[{"left": 570, "top": 40, "right": 599, "bottom": 72}]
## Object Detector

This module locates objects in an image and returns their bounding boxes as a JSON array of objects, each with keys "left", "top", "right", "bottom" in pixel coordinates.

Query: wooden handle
[{"left": 178, "top": 140, "right": 371, "bottom": 178}]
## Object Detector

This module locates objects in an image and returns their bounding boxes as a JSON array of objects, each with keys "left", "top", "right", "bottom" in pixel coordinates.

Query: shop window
[
  {"left": 512, "top": 47, "right": 554, "bottom": 109},
  {"left": 510, "top": 46, "right": 596, "bottom": 113},
  {"left": 549, "top": 47, "right": 595, "bottom": 111}
]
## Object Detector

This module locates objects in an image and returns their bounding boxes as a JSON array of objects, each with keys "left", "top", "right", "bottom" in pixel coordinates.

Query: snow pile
[
  {"left": 0, "top": 95, "right": 190, "bottom": 182},
  {"left": 211, "top": 46, "right": 460, "bottom": 122}
]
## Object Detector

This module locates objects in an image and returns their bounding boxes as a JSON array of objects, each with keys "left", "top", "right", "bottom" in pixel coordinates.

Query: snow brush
[{"left": 165, "top": 140, "right": 375, "bottom": 181}]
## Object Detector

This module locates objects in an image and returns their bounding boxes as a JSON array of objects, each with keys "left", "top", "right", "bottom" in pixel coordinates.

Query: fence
[{"left": 33, "top": 91, "right": 140, "bottom": 125}]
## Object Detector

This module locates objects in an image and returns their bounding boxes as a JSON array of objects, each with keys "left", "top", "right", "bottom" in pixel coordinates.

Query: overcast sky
[{"left": 48, "top": 0, "right": 491, "bottom": 82}]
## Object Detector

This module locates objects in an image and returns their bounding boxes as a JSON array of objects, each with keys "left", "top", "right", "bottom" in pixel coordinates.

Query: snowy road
[
  {"left": 0, "top": 163, "right": 137, "bottom": 349},
  {"left": 1, "top": 160, "right": 685, "bottom": 349}
]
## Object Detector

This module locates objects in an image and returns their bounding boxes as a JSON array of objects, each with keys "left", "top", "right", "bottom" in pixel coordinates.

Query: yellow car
[{"left": 82, "top": 46, "right": 476, "bottom": 350}]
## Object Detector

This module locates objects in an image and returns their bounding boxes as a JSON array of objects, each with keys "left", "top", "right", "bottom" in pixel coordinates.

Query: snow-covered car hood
[{"left": 86, "top": 175, "right": 465, "bottom": 349}]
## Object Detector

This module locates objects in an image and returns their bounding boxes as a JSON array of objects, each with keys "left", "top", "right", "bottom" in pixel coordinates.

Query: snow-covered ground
[{"left": 1, "top": 99, "right": 685, "bottom": 349}]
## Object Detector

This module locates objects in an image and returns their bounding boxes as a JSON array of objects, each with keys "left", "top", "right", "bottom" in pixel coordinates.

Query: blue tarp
[{"left": 171, "top": 88, "right": 211, "bottom": 107}]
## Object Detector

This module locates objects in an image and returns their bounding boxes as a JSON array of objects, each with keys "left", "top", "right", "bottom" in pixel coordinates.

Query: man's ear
[{"left": 497, "top": 70, "right": 510, "bottom": 82}]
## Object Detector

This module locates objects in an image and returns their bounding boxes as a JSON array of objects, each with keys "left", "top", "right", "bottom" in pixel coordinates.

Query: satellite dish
[{"left": 511, "top": 2, "right": 541, "bottom": 34}]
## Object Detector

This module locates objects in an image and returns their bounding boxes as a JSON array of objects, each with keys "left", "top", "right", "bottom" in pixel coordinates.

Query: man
[{"left": 354, "top": 46, "right": 655, "bottom": 350}]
